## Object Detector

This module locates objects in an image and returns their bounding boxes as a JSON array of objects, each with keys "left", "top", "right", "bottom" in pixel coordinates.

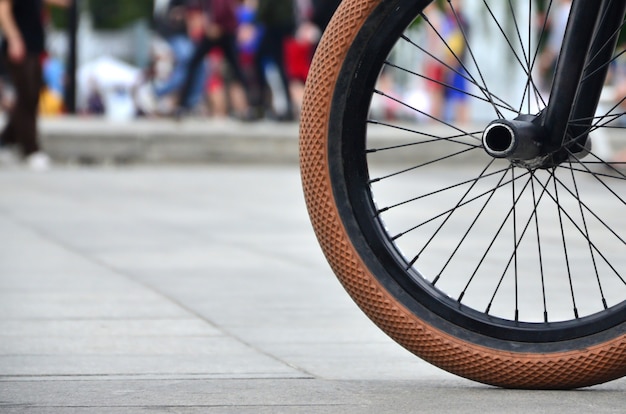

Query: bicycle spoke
[
  {"left": 566, "top": 158, "right": 608, "bottom": 310},
  {"left": 582, "top": 47, "right": 626, "bottom": 83},
  {"left": 301, "top": 0, "right": 626, "bottom": 380},
  {"left": 553, "top": 164, "right": 626, "bottom": 242},
  {"left": 530, "top": 176, "right": 549, "bottom": 322},
  {"left": 446, "top": 0, "right": 504, "bottom": 118},
  {"left": 527, "top": 0, "right": 532, "bottom": 113},
  {"left": 551, "top": 169, "right": 579, "bottom": 318},
  {"left": 531, "top": 173, "right": 626, "bottom": 287},
  {"left": 375, "top": 164, "right": 509, "bottom": 215},
  {"left": 552, "top": 168, "right": 625, "bottom": 241},
  {"left": 400, "top": 32, "right": 513, "bottom": 114},
  {"left": 560, "top": 154, "right": 626, "bottom": 212},
  {"left": 360, "top": 0, "right": 625, "bottom": 327},
  {"left": 504, "top": 0, "right": 546, "bottom": 114},
  {"left": 369, "top": 147, "right": 480, "bottom": 184},
  {"left": 366, "top": 120, "right": 482, "bottom": 151},
  {"left": 511, "top": 167, "right": 520, "bottom": 321},
  {"left": 569, "top": 112, "right": 626, "bottom": 125},
  {"left": 527, "top": 0, "right": 554, "bottom": 111},
  {"left": 432, "top": 165, "right": 511, "bottom": 286},
  {"left": 480, "top": 1, "right": 528, "bottom": 77},
  {"left": 407, "top": 159, "right": 502, "bottom": 270},
  {"left": 391, "top": 170, "right": 532, "bottom": 240},
  {"left": 581, "top": 11, "right": 626, "bottom": 82},
  {"left": 463, "top": 171, "right": 538, "bottom": 308},
  {"left": 571, "top": 98, "right": 626, "bottom": 132},
  {"left": 479, "top": 0, "right": 546, "bottom": 114},
  {"left": 372, "top": 89, "right": 482, "bottom": 137},
  {"left": 568, "top": 147, "right": 626, "bottom": 182},
  {"left": 507, "top": 0, "right": 529, "bottom": 66},
  {"left": 486, "top": 172, "right": 554, "bottom": 318},
  {"left": 557, "top": 165, "right": 626, "bottom": 181},
  {"left": 383, "top": 60, "right": 518, "bottom": 113}
]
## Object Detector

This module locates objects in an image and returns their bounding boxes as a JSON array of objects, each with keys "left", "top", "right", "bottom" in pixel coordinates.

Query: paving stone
[{"left": 0, "top": 165, "right": 624, "bottom": 413}]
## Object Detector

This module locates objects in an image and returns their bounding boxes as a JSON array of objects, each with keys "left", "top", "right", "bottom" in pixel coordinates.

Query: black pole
[{"left": 65, "top": 0, "right": 78, "bottom": 114}]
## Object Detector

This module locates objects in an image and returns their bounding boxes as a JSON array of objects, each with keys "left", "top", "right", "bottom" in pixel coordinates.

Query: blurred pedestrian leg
[
  {"left": 253, "top": 0, "right": 296, "bottom": 121},
  {"left": 0, "top": 0, "right": 70, "bottom": 170},
  {"left": 176, "top": 0, "right": 251, "bottom": 119},
  {"left": 154, "top": 0, "right": 206, "bottom": 110},
  {"left": 155, "top": 34, "right": 206, "bottom": 107},
  {"left": 1, "top": 55, "right": 42, "bottom": 157}
]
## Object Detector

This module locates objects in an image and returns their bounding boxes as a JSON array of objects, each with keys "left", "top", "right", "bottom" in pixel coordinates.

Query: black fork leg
[
  {"left": 540, "top": 0, "right": 624, "bottom": 152},
  {"left": 569, "top": 0, "right": 626, "bottom": 152}
]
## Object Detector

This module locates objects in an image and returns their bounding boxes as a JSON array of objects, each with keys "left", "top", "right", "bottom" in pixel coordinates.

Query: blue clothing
[
  {"left": 43, "top": 57, "right": 64, "bottom": 95},
  {"left": 442, "top": 13, "right": 468, "bottom": 102},
  {"left": 446, "top": 68, "right": 468, "bottom": 102},
  {"left": 155, "top": 35, "right": 206, "bottom": 107}
]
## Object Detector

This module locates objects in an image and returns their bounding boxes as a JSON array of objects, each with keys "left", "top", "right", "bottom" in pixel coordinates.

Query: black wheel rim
[{"left": 332, "top": 0, "right": 626, "bottom": 343}]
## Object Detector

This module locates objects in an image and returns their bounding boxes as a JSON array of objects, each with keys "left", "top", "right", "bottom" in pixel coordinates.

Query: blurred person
[
  {"left": 85, "top": 78, "right": 105, "bottom": 115},
  {"left": 236, "top": 0, "right": 262, "bottom": 108},
  {"left": 440, "top": 0, "right": 470, "bottom": 124},
  {"left": 283, "top": 0, "right": 338, "bottom": 118},
  {"left": 203, "top": 0, "right": 263, "bottom": 118},
  {"left": 203, "top": 49, "right": 230, "bottom": 117},
  {"left": 40, "top": 54, "right": 65, "bottom": 116},
  {"left": 538, "top": 0, "right": 571, "bottom": 92},
  {"left": 309, "top": 0, "right": 341, "bottom": 35},
  {"left": 0, "top": 58, "right": 13, "bottom": 113},
  {"left": 595, "top": 41, "right": 626, "bottom": 168},
  {"left": 175, "top": 0, "right": 250, "bottom": 119},
  {"left": 370, "top": 66, "right": 403, "bottom": 120},
  {"left": 252, "top": 0, "right": 296, "bottom": 121},
  {"left": 284, "top": 0, "right": 318, "bottom": 118},
  {"left": 609, "top": 112, "right": 626, "bottom": 167},
  {"left": 38, "top": 86, "right": 63, "bottom": 116},
  {"left": 0, "top": 0, "right": 70, "bottom": 170},
  {"left": 284, "top": 31, "right": 314, "bottom": 118},
  {"left": 422, "top": 2, "right": 446, "bottom": 121},
  {"left": 153, "top": 0, "right": 206, "bottom": 112}
]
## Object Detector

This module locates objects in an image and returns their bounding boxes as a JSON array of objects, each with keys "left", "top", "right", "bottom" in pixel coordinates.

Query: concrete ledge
[
  {"left": 38, "top": 116, "right": 626, "bottom": 165},
  {"left": 40, "top": 117, "right": 301, "bottom": 164}
]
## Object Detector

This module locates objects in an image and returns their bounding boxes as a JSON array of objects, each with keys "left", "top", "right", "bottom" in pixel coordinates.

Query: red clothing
[
  {"left": 190, "top": 0, "right": 238, "bottom": 35},
  {"left": 285, "top": 38, "right": 312, "bottom": 83}
]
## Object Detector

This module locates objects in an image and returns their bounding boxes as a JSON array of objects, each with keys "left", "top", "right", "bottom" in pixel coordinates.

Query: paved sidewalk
[{"left": 0, "top": 165, "right": 624, "bottom": 413}]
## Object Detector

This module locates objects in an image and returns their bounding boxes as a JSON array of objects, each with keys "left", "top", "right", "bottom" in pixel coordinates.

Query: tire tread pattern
[{"left": 299, "top": 0, "right": 626, "bottom": 389}]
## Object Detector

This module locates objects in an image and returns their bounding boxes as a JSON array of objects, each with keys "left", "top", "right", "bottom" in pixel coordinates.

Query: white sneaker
[{"left": 25, "top": 151, "right": 51, "bottom": 172}]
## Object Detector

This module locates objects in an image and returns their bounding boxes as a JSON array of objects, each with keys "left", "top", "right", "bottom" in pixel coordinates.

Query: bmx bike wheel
[{"left": 299, "top": 0, "right": 626, "bottom": 389}]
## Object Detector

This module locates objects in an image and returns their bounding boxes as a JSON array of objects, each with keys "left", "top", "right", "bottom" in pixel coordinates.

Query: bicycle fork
[{"left": 482, "top": 0, "right": 626, "bottom": 170}]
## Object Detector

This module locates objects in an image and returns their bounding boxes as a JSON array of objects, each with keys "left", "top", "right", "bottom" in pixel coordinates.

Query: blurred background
[{"left": 0, "top": 0, "right": 623, "bottom": 125}]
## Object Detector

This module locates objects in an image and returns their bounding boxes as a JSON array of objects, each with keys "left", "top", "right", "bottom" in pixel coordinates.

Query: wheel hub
[{"left": 482, "top": 115, "right": 572, "bottom": 170}]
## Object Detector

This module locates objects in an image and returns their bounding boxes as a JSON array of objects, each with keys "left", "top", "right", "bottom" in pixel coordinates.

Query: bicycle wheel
[{"left": 300, "top": 0, "right": 626, "bottom": 389}]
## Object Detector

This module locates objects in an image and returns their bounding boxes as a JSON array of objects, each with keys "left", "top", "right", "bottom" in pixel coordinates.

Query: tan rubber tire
[{"left": 299, "top": 0, "right": 626, "bottom": 389}]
